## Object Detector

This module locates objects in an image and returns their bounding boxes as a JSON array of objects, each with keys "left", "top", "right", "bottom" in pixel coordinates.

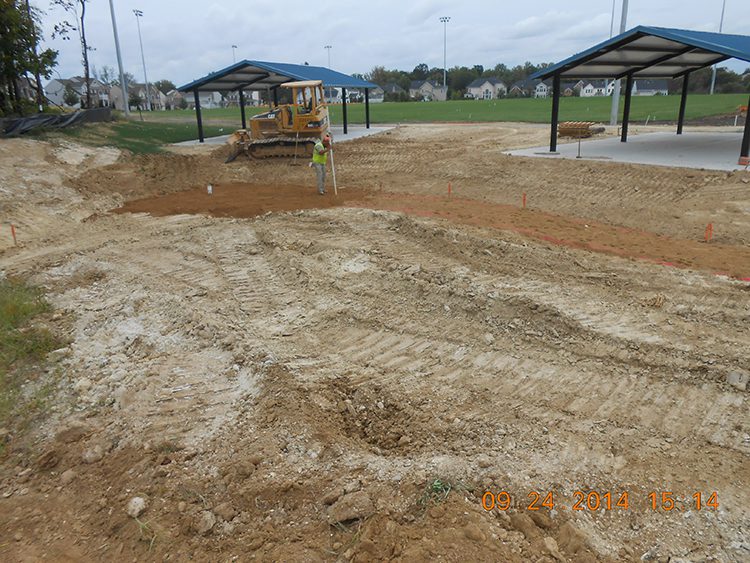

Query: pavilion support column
[
  {"left": 620, "top": 73, "right": 634, "bottom": 143},
  {"left": 272, "top": 87, "right": 278, "bottom": 107},
  {"left": 740, "top": 93, "right": 750, "bottom": 165},
  {"left": 194, "top": 90, "right": 204, "bottom": 143},
  {"left": 677, "top": 72, "right": 690, "bottom": 135},
  {"left": 365, "top": 88, "right": 370, "bottom": 129},
  {"left": 239, "top": 89, "right": 247, "bottom": 129},
  {"left": 342, "top": 87, "right": 348, "bottom": 135},
  {"left": 549, "top": 73, "right": 561, "bottom": 152}
]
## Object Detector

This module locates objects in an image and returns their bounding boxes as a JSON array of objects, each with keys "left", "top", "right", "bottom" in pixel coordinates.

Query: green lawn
[{"left": 150, "top": 93, "right": 748, "bottom": 128}]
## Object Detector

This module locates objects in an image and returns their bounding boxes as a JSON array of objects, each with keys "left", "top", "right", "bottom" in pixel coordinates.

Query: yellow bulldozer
[{"left": 225, "top": 80, "right": 329, "bottom": 162}]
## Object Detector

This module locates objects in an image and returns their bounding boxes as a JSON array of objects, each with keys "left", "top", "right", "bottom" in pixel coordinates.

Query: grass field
[{"left": 148, "top": 93, "right": 749, "bottom": 127}]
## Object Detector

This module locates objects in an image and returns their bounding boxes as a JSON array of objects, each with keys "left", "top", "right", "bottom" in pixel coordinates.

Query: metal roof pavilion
[
  {"left": 178, "top": 60, "right": 376, "bottom": 93},
  {"left": 177, "top": 60, "right": 378, "bottom": 143},
  {"left": 530, "top": 26, "right": 750, "bottom": 164}
]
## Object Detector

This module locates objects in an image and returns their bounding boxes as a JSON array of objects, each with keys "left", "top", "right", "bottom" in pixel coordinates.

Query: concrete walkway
[
  {"left": 174, "top": 125, "right": 392, "bottom": 146},
  {"left": 507, "top": 131, "right": 749, "bottom": 171}
]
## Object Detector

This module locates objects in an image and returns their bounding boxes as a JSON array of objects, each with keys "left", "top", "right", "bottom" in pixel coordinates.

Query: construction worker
[{"left": 311, "top": 133, "right": 331, "bottom": 195}]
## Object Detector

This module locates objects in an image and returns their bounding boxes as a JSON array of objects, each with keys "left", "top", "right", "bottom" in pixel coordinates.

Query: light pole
[
  {"left": 324, "top": 45, "right": 333, "bottom": 101},
  {"left": 609, "top": 0, "right": 629, "bottom": 126},
  {"left": 439, "top": 16, "right": 450, "bottom": 91},
  {"left": 133, "top": 9, "right": 152, "bottom": 111},
  {"left": 232, "top": 44, "right": 238, "bottom": 63},
  {"left": 108, "top": 0, "right": 129, "bottom": 116},
  {"left": 324, "top": 45, "right": 332, "bottom": 68},
  {"left": 709, "top": 0, "right": 727, "bottom": 94}
]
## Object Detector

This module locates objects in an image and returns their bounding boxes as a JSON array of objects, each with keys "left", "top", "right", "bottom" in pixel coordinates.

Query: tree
[
  {"left": 129, "top": 92, "right": 142, "bottom": 110},
  {"left": 63, "top": 83, "right": 78, "bottom": 106},
  {"left": 0, "top": 0, "right": 58, "bottom": 116},
  {"left": 112, "top": 71, "right": 135, "bottom": 88},
  {"left": 153, "top": 79, "right": 175, "bottom": 95},
  {"left": 51, "top": 0, "right": 93, "bottom": 108},
  {"left": 94, "top": 64, "right": 116, "bottom": 85},
  {"left": 410, "top": 63, "right": 429, "bottom": 80}
]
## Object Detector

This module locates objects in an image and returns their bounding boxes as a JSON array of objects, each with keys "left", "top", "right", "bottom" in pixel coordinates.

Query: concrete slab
[
  {"left": 507, "top": 131, "right": 749, "bottom": 171},
  {"left": 173, "top": 125, "right": 392, "bottom": 146}
]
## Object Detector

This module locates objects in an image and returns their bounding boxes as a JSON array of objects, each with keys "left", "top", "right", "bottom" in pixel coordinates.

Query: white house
[
  {"left": 466, "top": 77, "right": 507, "bottom": 99},
  {"left": 45, "top": 76, "right": 110, "bottom": 108},
  {"left": 534, "top": 81, "right": 551, "bottom": 98},
  {"left": 580, "top": 80, "right": 611, "bottom": 97},
  {"left": 409, "top": 80, "right": 448, "bottom": 101}
]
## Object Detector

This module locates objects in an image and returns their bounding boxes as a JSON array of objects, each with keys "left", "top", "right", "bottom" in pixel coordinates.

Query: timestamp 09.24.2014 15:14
[{"left": 481, "top": 490, "right": 720, "bottom": 512}]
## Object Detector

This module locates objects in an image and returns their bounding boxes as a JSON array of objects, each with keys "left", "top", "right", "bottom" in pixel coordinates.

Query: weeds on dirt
[
  {"left": 134, "top": 517, "right": 157, "bottom": 551},
  {"left": 417, "top": 478, "right": 474, "bottom": 512},
  {"left": 418, "top": 479, "right": 453, "bottom": 507},
  {"left": 0, "top": 278, "right": 61, "bottom": 428}
]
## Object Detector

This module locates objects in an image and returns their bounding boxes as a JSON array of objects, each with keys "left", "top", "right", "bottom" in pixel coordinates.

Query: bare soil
[{"left": 0, "top": 124, "right": 748, "bottom": 563}]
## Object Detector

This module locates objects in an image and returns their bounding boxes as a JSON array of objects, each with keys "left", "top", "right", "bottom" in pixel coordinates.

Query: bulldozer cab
[{"left": 280, "top": 80, "right": 328, "bottom": 133}]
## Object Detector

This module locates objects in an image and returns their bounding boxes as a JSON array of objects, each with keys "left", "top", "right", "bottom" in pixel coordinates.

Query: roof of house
[
  {"left": 467, "top": 77, "right": 505, "bottom": 88},
  {"left": 533, "top": 26, "right": 750, "bottom": 80},
  {"left": 582, "top": 80, "right": 610, "bottom": 88},
  {"left": 510, "top": 78, "right": 535, "bottom": 90},
  {"left": 383, "top": 82, "right": 405, "bottom": 93},
  {"left": 410, "top": 79, "right": 445, "bottom": 90},
  {"left": 635, "top": 78, "right": 669, "bottom": 89}
]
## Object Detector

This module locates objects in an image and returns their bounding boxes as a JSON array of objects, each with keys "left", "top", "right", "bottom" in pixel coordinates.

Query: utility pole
[
  {"left": 709, "top": 0, "right": 727, "bottom": 94},
  {"left": 439, "top": 16, "right": 450, "bottom": 91},
  {"left": 609, "top": 0, "right": 629, "bottom": 126},
  {"left": 232, "top": 44, "right": 238, "bottom": 63},
  {"left": 133, "top": 9, "right": 152, "bottom": 111},
  {"left": 108, "top": 0, "right": 129, "bottom": 116}
]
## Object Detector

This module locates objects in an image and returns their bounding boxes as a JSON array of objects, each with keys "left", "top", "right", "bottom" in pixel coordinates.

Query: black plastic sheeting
[{"left": 0, "top": 107, "right": 112, "bottom": 136}]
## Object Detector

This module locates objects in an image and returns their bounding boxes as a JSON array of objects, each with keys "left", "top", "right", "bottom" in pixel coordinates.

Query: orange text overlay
[{"left": 481, "top": 491, "right": 719, "bottom": 512}]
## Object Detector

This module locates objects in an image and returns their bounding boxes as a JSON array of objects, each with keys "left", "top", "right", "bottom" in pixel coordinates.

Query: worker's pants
[{"left": 313, "top": 162, "right": 326, "bottom": 194}]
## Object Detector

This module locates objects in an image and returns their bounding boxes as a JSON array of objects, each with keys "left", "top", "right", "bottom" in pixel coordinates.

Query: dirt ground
[{"left": 0, "top": 124, "right": 748, "bottom": 562}]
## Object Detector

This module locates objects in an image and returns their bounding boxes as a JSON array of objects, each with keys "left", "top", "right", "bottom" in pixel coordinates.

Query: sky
[{"left": 34, "top": 0, "right": 750, "bottom": 88}]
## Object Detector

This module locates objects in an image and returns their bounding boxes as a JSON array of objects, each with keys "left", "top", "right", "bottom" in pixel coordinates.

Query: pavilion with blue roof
[
  {"left": 532, "top": 26, "right": 750, "bottom": 165},
  {"left": 178, "top": 60, "right": 377, "bottom": 143}
]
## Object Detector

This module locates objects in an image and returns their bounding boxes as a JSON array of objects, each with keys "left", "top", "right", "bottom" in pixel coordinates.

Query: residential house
[
  {"left": 409, "top": 80, "right": 448, "bottom": 101},
  {"left": 534, "top": 80, "right": 551, "bottom": 98},
  {"left": 580, "top": 80, "right": 610, "bottom": 97},
  {"left": 560, "top": 82, "right": 577, "bottom": 97},
  {"left": 633, "top": 79, "right": 669, "bottom": 96},
  {"left": 368, "top": 86, "right": 385, "bottom": 103},
  {"left": 508, "top": 78, "right": 538, "bottom": 97},
  {"left": 381, "top": 82, "right": 406, "bottom": 101},
  {"left": 466, "top": 77, "right": 507, "bottom": 99},
  {"left": 166, "top": 89, "right": 186, "bottom": 109},
  {"left": 109, "top": 82, "right": 167, "bottom": 110},
  {"left": 45, "top": 76, "right": 110, "bottom": 108},
  {"left": 383, "top": 82, "right": 405, "bottom": 96}
]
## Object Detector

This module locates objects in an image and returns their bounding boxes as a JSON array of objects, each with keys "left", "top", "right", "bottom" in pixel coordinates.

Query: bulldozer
[{"left": 225, "top": 80, "right": 329, "bottom": 162}]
